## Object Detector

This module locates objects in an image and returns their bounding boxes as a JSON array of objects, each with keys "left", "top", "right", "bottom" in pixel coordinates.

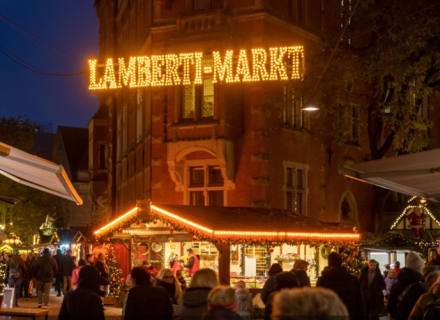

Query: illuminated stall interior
[{"left": 94, "top": 204, "right": 360, "bottom": 287}]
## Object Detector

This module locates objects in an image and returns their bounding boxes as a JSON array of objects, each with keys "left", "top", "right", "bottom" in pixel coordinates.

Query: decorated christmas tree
[
  {"left": 104, "top": 243, "right": 123, "bottom": 298},
  {"left": 340, "top": 247, "right": 367, "bottom": 277}
]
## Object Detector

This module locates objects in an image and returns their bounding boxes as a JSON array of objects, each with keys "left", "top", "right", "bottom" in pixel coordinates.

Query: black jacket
[
  {"left": 62, "top": 255, "right": 76, "bottom": 277},
  {"left": 35, "top": 254, "right": 58, "bottom": 283},
  {"left": 178, "top": 287, "right": 211, "bottom": 320},
  {"left": 54, "top": 252, "right": 64, "bottom": 275},
  {"left": 359, "top": 267, "right": 386, "bottom": 314},
  {"left": 316, "top": 265, "right": 365, "bottom": 320},
  {"left": 388, "top": 267, "right": 428, "bottom": 320},
  {"left": 291, "top": 269, "right": 311, "bottom": 287},
  {"left": 201, "top": 308, "right": 243, "bottom": 320},
  {"left": 123, "top": 284, "right": 173, "bottom": 320},
  {"left": 155, "top": 278, "right": 178, "bottom": 304},
  {"left": 58, "top": 265, "right": 104, "bottom": 320},
  {"left": 261, "top": 275, "right": 277, "bottom": 305}
]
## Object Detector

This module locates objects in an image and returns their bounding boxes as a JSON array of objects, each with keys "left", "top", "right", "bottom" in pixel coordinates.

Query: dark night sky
[{"left": 0, "top": 1, "right": 99, "bottom": 132}]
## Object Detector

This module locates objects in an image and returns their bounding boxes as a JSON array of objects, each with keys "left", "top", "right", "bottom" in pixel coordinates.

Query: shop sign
[{"left": 88, "top": 46, "right": 304, "bottom": 90}]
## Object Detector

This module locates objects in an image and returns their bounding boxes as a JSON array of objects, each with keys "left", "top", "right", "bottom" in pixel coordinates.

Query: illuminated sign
[{"left": 88, "top": 46, "right": 304, "bottom": 90}]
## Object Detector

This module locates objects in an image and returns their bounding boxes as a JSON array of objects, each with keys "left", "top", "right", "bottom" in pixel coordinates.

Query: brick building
[{"left": 90, "top": 0, "right": 377, "bottom": 234}]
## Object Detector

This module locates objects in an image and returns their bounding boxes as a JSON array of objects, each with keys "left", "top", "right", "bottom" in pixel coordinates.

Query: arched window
[{"left": 339, "top": 191, "right": 358, "bottom": 223}]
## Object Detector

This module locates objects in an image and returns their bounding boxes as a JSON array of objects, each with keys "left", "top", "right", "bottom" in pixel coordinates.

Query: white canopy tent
[
  {"left": 0, "top": 142, "right": 83, "bottom": 205},
  {"left": 339, "top": 149, "right": 440, "bottom": 199}
]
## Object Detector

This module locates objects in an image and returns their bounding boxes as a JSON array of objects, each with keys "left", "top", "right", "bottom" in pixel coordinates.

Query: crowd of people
[
  {"left": 2, "top": 245, "right": 440, "bottom": 319},
  {"left": 0, "top": 247, "right": 109, "bottom": 310}
]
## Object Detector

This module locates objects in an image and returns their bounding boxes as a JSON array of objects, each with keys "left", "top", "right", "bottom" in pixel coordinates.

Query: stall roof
[
  {"left": 95, "top": 204, "right": 360, "bottom": 242},
  {"left": 339, "top": 149, "right": 440, "bottom": 199},
  {"left": 0, "top": 142, "right": 82, "bottom": 205}
]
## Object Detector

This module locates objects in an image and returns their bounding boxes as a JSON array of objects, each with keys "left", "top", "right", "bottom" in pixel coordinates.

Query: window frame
[
  {"left": 283, "top": 161, "right": 309, "bottom": 215},
  {"left": 184, "top": 159, "right": 226, "bottom": 206}
]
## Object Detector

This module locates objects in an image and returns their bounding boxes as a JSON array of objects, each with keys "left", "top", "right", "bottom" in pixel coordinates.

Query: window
[
  {"left": 186, "top": 163, "right": 224, "bottom": 206},
  {"left": 284, "top": 85, "right": 305, "bottom": 129},
  {"left": 284, "top": 162, "right": 308, "bottom": 215},
  {"left": 99, "top": 144, "right": 106, "bottom": 170},
  {"left": 338, "top": 104, "right": 360, "bottom": 144},
  {"left": 288, "top": 0, "right": 307, "bottom": 23},
  {"left": 136, "top": 89, "right": 143, "bottom": 142},
  {"left": 181, "top": 77, "right": 214, "bottom": 121}
]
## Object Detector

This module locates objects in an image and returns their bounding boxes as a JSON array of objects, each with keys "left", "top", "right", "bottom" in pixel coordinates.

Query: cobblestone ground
[{"left": 2, "top": 288, "right": 122, "bottom": 319}]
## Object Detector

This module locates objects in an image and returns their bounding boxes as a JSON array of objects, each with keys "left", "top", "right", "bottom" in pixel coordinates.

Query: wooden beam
[{"left": 215, "top": 242, "right": 230, "bottom": 285}]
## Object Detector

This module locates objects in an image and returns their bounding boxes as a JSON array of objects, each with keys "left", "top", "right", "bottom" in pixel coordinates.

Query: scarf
[{"left": 208, "top": 296, "right": 239, "bottom": 313}]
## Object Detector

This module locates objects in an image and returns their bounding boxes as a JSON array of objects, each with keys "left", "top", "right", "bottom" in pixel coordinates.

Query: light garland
[
  {"left": 89, "top": 45, "right": 305, "bottom": 90},
  {"left": 94, "top": 207, "right": 138, "bottom": 235},
  {"left": 390, "top": 204, "right": 440, "bottom": 230}
]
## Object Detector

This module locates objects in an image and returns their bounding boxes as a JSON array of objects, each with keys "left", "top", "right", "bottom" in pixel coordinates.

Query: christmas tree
[
  {"left": 0, "top": 260, "right": 6, "bottom": 293},
  {"left": 104, "top": 243, "right": 123, "bottom": 298},
  {"left": 341, "top": 248, "right": 367, "bottom": 277}
]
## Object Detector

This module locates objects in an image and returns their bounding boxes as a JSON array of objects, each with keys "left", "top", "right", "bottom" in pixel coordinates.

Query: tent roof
[
  {"left": 0, "top": 142, "right": 83, "bottom": 205},
  {"left": 339, "top": 149, "right": 440, "bottom": 199},
  {"left": 94, "top": 204, "right": 360, "bottom": 243}
]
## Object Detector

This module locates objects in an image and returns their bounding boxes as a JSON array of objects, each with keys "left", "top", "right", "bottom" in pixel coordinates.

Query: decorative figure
[
  {"left": 341, "top": 197, "right": 351, "bottom": 221},
  {"left": 407, "top": 207, "right": 424, "bottom": 239}
]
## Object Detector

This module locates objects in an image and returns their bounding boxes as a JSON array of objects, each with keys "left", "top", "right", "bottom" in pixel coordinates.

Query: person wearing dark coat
[
  {"left": 54, "top": 249, "right": 65, "bottom": 296},
  {"left": 35, "top": 248, "right": 58, "bottom": 308},
  {"left": 95, "top": 253, "right": 109, "bottom": 298},
  {"left": 290, "top": 259, "right": 311, "bottom": 287},
  {"left": 176, "top": 269, "right": 187, "bottom": 291},
  {"left": 62, "top": 249, "right": 76, "bottom": 295},
  {"left": 316, "top": 252, "right": 365, "bottom": 320},
  {"left": 388, "top": 251, "right": 427, "bottom": 320},
  {"left": 261, "top": 263, "right": 282, "bottom": 305},
  {"left": 123, "top": 267, "right": 173, "bottom": 320},
  {"left": 359, "top": 259, "right": 386, "bottom": 320},
  {"left": 264, "top": 271, "right": 300, "bottom": 320},
  {"left": 58, "top": 265, "right": 105, "bottom": 320},
  {"left": 19, "top": 255, "right": 32, "bottom": 299},
  {"left": 178, "top": 268, "right": 218, "bottom": 320}
]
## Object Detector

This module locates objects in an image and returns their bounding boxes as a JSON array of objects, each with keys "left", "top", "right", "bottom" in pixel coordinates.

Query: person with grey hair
[
  {"left": 389, "top": 251, "right": 428, "bottom": 320},
  {"left": 271, "top": 287, "right": 349, "bottom": 320}
]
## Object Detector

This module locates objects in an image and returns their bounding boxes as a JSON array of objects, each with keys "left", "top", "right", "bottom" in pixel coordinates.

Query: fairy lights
[{"left": 88, "top": 45, "right": 305, "bottom": 90}]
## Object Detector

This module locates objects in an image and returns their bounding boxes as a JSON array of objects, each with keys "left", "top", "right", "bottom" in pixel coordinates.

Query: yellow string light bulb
[
  {"left": 251, "top": 49, "right": 269, "bottom": 81},
  {"left": 213, "top": 50, "right": 234, "bottom": 83},
  {"left": 269, "top": 47, "right": 288, "bottom": 81},
  {"left": 151, "top": 55, "right": 165, "bottom": 86},
  {"left": 88, "top": 59, "right": 100, "bottom": 90},
  {"left": 164, "top": 54, "right": 181, "bottom": 86},
  {"left": 234, "top": 49, "right": 252, "bottom": 82},
  {"left": 101, "top": 58, "right": 118, "bottom": 89},
  {"left": 194, "top": 52, "right": 203, "bottom": 85},
  {"left": 179, "top": 53, "right": 194, "bottom": 85},
  {"left": 137, "top": 56, "right": 151, "bottom": 87},
  {"left": 118, "top": 57, "right": 137, "bottom": 87}
]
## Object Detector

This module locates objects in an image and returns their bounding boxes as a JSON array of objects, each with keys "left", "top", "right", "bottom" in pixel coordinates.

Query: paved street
[{"left": 4, "top": 289, "right": 122, "bottom": 319}]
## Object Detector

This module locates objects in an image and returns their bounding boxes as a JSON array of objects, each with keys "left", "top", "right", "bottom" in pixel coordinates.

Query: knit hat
[
  {"left": 406, "top": 251, "right": 425, "bottom": 274},
  {"left": 328, "top": 252, "right": 343, "bottom": 267}
]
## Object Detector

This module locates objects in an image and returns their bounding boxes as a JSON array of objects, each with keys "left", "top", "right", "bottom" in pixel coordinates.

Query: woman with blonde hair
[
  {"left": 201, "top": 286, "right": 242, "bottom": 320},
  {"left": 290, "top": 259, "right": 311, "bottom": 287},
  {"left": 155, "top": 268, "right": 182, "bottom": 305},
  {"left": 178, "top": 268, "right": 218, "bottom": 320}
]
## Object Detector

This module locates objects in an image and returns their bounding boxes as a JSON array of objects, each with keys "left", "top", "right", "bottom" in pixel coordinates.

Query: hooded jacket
[
  {"left": 178, "top": 287, "right": 212, "bottom": 320},
  {"left": 388, "top": 267, "right": 427, "bottom": 320},
  {"left": 58, "top": 265, "right": 104, "bottom": 320},
  {"left": 316, "top": 265, "right": 365, "bottom": 320},
  {"left": 235, "top": 289, "right": 253, "bottom": 320}
]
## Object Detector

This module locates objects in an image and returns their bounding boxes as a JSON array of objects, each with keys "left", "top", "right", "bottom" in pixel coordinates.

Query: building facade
[{"left": 91, "top": 0, "right": 378, "bottom": 231}]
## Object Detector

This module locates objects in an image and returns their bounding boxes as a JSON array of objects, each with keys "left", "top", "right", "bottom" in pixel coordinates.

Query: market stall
[{"left": 94, "top": 203, "right": 360, "bottom": 288}]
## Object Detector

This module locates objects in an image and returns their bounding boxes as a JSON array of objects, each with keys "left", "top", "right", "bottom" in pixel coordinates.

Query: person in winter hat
[
  {"left": 389, "top": 251, "right": 428, "bottom": 320},
  {"left": 316, "top": 252, "right": 365, "bottom": 320},
  {"left": 234, "top": 281, "right": 253, "bottom": 320},
  {"left": 409, "top": 275, "right": 440, "bottom": 320}
]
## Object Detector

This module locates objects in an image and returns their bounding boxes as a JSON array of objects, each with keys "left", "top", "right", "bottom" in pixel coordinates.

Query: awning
[
  {"left": 0, "top": 142, "right": 83, "bottom": 205},
  {"left": 339, "top": 149, "right": 440, "bottom": 199}
]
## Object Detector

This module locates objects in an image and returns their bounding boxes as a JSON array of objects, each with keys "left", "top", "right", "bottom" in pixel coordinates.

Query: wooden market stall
[{"left": 94, "top": 203, "right": 360, "bottom": 287}]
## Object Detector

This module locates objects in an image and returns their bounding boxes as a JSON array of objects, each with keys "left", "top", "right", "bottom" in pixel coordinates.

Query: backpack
[
  {"left": 40, "top": 257, "right": 53, "bottom": 278},
  {"left": 423, "top": 302, "right": 440, "bottom": 320},
  {"left": 8, "top": 260, "right": 20, "bottom": 279}
]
